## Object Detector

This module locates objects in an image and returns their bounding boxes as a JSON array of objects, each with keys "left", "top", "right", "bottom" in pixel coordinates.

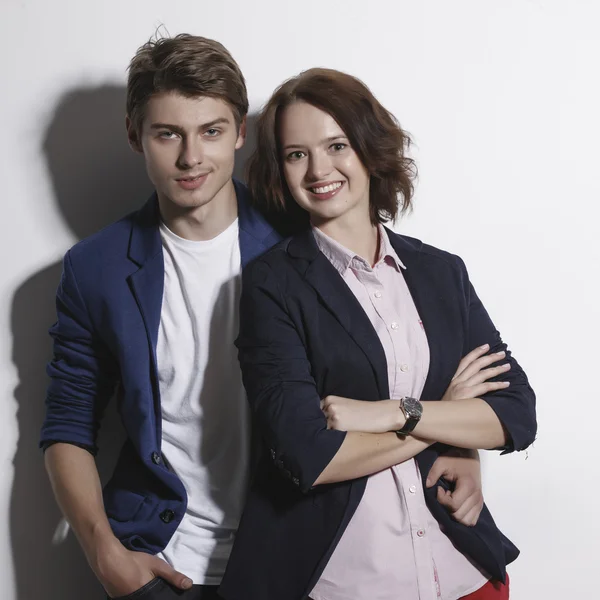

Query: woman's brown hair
[{"left": 247, "top": 68, "right": 416, "bottom": 226}]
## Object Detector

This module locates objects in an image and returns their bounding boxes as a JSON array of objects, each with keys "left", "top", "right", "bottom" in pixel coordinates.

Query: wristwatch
[{"left": 396, "top": 396, "right": 423, "bottom": 436}]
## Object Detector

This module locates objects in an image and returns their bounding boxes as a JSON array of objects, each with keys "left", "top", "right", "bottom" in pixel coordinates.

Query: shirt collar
[
  {"left": 378, "top": 225, "right": 406, "bottom": 271},
  {"left": 312, "top": 224, "right": 406, "bottom": 275}
]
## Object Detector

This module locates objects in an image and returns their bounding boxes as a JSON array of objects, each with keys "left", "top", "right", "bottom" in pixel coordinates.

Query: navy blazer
[
  {"left": 39, "top": 180, "right": 282, "bottom": 553},
  {"left": 220, "top": 227, "right": 537, "bottom": 600}
]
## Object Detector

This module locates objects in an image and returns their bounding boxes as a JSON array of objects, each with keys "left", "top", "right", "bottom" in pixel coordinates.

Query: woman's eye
[
  {"left": 287, "top": 151, "right": 306, "bottom": 161},
  {"left": 331, "top": 143, "right": 347, "bottom": 152}
]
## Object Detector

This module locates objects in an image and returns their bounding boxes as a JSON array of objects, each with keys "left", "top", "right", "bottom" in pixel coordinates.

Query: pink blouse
[{"left": 309, "top": 226, "right": 488, "bottom": 600}]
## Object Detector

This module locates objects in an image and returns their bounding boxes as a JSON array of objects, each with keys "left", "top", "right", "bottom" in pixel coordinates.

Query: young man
[{"left": 40, "top": 34, "right": 487, "bottom": 600}]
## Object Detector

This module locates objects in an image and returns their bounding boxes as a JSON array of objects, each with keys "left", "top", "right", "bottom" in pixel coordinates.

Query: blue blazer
[
  {"left": 219, "top": 227, "right": 537, "bottom": 600},
  {"left": 40, "top": 180, "right": 282, "bottom": 553}
]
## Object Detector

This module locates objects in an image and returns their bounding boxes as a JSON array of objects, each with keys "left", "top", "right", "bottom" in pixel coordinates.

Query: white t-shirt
[{"left": 155, "top": 218, "right": 249, "bottom": 584}]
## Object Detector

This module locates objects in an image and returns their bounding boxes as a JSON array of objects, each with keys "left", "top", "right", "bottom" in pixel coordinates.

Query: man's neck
[{"left": 158, "top": 179, "right": 238, "bottom": 241}]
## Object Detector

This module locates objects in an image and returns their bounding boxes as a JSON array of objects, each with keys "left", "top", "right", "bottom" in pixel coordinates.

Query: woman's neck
[{"left": 314, "top": 214, "right": 379, "bottom": 267}]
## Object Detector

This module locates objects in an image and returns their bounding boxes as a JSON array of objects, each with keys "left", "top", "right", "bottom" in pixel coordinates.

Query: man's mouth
[
  {"left": 176, "top": 172, "right": 209, "bottom": 190},
  {"left": 177, "top": 173, "right": 208, "bottom": 182}
]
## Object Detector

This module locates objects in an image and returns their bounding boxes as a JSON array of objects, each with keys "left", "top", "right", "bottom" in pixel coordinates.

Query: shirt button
[
  {"left": 417, "top": 529, "right": 425, "bottom": 538},
  {"left": 400, "top": 364, "right": 409, "bottom": 372},
  {"left": 374, "top": 291, "right": 382, "bottom": 299},
  {"left": 409, "top": 485, "right": 416, "bottom": 494},
  {"left": 151, "top": 452, "right": 162, "bottom": 465},
  {"left": 390, "top": 322, "right": 399, "bottom": 330},
  {"left": 160, "top": 509, "right": 175, "bottom": 524}
]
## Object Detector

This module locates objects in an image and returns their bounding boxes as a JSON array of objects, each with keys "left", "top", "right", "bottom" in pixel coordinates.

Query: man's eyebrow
[
  {"left": 199, "top": 117, "right": 231, "bottom": 129},
  {"left": 283, "top": 135, "right": 348, "bottom": 151},
  {"left": 149, "top": 117, "right": 231, "bottom": 132}
]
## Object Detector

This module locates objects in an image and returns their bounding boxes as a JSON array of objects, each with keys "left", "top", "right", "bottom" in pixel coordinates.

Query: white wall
[{"left": 2, "top": 1, "right": 598, "bottom": 598}]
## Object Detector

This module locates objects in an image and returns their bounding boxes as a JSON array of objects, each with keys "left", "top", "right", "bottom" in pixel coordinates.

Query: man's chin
[
  {"left": 162, "top": 189, "right": 214, "bottom": 210},
  {"left": 157, "top": 175, "right": 234, "bottom": 211}
]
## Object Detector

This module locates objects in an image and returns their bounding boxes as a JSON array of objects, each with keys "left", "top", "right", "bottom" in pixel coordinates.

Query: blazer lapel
[
  {"left": 288, "top": 229, "right": 390, "bottom": 399},
  {"left": 127, "top": 195, "right": 164, "bottom": 402},
  {"left": 125, "top": 181, "right": 281, "bottom": 391},
  {"left": 386, "top": 228, "right": 455, "bottom": 402}
]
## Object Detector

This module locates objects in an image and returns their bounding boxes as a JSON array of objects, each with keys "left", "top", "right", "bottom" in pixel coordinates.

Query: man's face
[{"left": 131, "top": 91, "right": 245, "bottom": 211}]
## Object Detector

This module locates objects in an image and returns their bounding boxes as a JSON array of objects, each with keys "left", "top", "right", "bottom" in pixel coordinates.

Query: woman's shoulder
[
  {"left": 242, "top": 235, "right": 299, "bottom": 287},
  {"left": 252, "top": 236, "right": 296, "bottom": 266},
  {"left": 384, "top": 228, "right": 468, "bottom": 275}
]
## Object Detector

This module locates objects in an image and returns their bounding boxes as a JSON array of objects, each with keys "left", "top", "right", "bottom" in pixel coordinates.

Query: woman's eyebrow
[{"left": 283, "top": 135, "right": 348, "bottom": 150}]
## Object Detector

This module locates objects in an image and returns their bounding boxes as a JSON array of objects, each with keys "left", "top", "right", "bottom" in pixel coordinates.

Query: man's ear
[
  {"left": 125, "top": 115, "right": 143, "bottom": 153},
  {"left": 235, "top": 116, "right": 247, "bottom": 150}
]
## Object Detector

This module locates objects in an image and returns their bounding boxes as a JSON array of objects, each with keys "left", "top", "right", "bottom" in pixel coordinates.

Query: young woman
[{"left": 220, "top": 69, "right": 536, "bottom": 600}]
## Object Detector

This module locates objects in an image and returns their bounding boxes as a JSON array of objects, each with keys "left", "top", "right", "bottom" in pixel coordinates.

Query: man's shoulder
[
  {"left": 235, "top": 178, "right": 284, "bottom": 245},
  {"left": 68, "top": 210, "right": 137, "bottom": 266},
  {"left": 67, "top": 193, "right": 157, "bottom": 270}
]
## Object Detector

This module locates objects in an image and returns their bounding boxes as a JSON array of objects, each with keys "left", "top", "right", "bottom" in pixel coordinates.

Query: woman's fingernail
[
  {"left": 480, "top": 344, "right": 489, "bottom": 350},
  {"left": 495, "top": 351, "right": 505, "bottom": 356}
]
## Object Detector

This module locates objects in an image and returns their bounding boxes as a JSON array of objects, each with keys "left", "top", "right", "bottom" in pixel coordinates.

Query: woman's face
[{"left": 279, "top": 101, "right": 371, "bottom": 227}]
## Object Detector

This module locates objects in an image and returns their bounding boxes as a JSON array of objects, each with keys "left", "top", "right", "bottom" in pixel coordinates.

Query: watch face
[{"left": 404, "top": 397, "right": 423, "bottom": 418}]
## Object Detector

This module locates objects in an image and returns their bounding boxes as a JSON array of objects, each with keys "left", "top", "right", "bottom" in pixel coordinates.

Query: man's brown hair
[
  {"left": 127, "top": 33, "right": 248, "bottom": 137},
  {"left": 247, "top": 68, "right": 416, "bottom": 225}
]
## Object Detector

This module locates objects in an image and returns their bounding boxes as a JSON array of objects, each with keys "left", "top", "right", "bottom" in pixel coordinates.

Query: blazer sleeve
[
  {"left": 40, "top": 250, "right": 119, "bottom": 455},
  {"left": 457, "top": 256, "right": 537, "bottom": 453},
  {"left": 236, "top": 258, "right": 346, "bottom": 493}
]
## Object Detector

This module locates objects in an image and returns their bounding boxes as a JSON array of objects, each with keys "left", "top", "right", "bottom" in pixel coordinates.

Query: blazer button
[
  {"left": 160, "top": 509, "right": 175, "bottom": 524},
  {"left": 292, "top": 477, "right": 300, "bottom": 486},
  {"left": 151, "top": 452, "right": 162, "bottom": 465}
]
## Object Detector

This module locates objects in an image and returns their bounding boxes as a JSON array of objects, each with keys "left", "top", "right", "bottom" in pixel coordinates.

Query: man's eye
[
  {"left": 205, "top": 128, "right": 221, "bottom": 137},
  {"left": 159, "top": 131, "right": 177, "bottom": 139}
]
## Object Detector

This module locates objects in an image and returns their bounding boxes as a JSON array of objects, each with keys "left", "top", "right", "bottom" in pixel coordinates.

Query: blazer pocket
[{"left": 104, "top": 489, "right": 146, "bottom": 523}]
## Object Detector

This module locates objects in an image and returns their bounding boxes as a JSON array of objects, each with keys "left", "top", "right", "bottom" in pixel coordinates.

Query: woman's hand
[
  {"left": 321, "top": 396, "right": 402, "bottom": 433},
  {"left": 426, "top": 449, "right": 484, "bottom": 527},
  {"left": 442, "top": 344, "right": 511, "bottom": 402}
]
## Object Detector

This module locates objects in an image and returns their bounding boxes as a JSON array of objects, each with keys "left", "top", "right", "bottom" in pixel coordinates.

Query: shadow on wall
[
  {"left": 9, "top": 86, "right": 152, "bottom": 600},
  {"left": 9, "top": 85, "right": 258, "bottom": 600}
]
